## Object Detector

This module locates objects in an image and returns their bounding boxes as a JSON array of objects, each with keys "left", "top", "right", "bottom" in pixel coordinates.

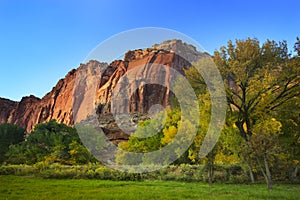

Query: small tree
[{"left": 240, "top": 117, "right": 282, "bottom": 190}]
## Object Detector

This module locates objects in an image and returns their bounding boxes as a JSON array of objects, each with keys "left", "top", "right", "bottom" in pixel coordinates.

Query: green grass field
[{"left": 0, "top": 176, "right": 299, "bottom": 200}]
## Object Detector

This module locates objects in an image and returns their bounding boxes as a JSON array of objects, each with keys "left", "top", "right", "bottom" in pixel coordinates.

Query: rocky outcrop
[
  {"left": 95, "top": 49, "right": 192, "bottom": 114},
  {"left": 0, "top": 98, "right": 17, "bottom": 124},
  {"left": 0, "top": 39, "right": 206, "bottom": 142},
  {"left": 152, "top": 39, "right": 204, "bottom": 63}
]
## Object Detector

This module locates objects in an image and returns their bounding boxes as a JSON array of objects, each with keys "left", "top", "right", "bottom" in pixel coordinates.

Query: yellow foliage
[
  {"left": 118, "top": 141, "right": 130, "bottom": 150},
  {"left": 215, "top": 153, "right": 240, "bottom": 165},
  {"left": 69, "top": 149, "right": 77, "bottom": 156},
  {"left": 233, "top": 123, "right": 237, "bottom": 129},
  {"left": 161, "top": 126, "right": 177, "bottom": 145},
  {"left": 188, "top": 149, "right": 197, "bottom": 163},
  {"left": 243, "top": 122, "right": 247, "bottom": 132},
  {"left": 253, "top": 117, "right": 282, "bottom": 136}
]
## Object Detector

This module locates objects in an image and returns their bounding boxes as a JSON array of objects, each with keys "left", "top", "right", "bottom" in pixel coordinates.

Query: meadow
[{"left": 1, "top": 175, "right": 300, "bottom": 200}]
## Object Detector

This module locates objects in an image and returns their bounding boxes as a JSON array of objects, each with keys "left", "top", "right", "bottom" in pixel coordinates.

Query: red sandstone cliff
[
  {"left": 0, "top": 40, "right": 205, "bottom": 137},
  {"left": 0, "top": 61, "right": 104, "bottom": 132}
]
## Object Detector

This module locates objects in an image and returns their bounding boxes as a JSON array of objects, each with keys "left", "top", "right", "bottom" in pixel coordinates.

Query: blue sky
[{"left": 0, "top": 0, "right": 299, "bottom": 101}]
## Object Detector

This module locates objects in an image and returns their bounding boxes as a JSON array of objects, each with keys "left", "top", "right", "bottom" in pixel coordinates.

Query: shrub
[{"left": 0, "top": 164, "right": 37, "bottom": 175}]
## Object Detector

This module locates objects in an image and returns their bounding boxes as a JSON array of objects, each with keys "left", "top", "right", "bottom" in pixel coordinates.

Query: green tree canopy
[
  {"left": 213, "top": 38, "right": 299, "bottom": 141},
  {"left": 0, "top": 123, "right": 25, "bottom": 163},
  {"left": 5, "top": 120, "right": 93, "bottom": 165}
]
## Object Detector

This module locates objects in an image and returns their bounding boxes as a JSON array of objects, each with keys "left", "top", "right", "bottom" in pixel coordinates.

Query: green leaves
[
  {"left": 214, "top": 38, "right": 300, "bottom": 140},
  {"left": 0, "top": 123, "right": 25, "bottom": 163},
  {"left": 4, "top": 120, "right": 94, "bottom": 165}
]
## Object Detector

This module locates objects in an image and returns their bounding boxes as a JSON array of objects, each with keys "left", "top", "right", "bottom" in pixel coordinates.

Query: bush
[{"left": 0, "top": 164, "right": 37, "bottom": 175}]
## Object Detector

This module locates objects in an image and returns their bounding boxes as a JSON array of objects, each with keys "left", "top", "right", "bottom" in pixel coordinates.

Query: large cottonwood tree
[{"left": 213, "top": 38, "right": 300, "bottom": 189}]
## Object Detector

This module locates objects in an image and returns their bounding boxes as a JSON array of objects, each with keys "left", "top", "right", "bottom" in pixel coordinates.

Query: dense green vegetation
[
  {"left": 2, "top": 120, "right": 95, "bottom": 165},
  {"left": 1, "top": 176, "right": 300, "bottom": 200},
  {"left": 0, "top": 38, "right": 299, "bottom": 194},
  {"left": 0, "top": 163, "right": 248, "bottom": 183},
  {"left": 0, "top": 123, "right": 25, "bottom": 163}
]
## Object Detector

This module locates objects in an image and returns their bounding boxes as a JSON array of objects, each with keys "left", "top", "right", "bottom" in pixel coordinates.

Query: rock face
[
  {"left": 152, "top": 39, "right": 205, "bottom": 63},
  {"left": 95, "top": 49, "right": 191, "bottom": 113},
  {"left": 0, "top": 61, "right": 105, "bottom": 132},
  {"left": 0, "top": 98, "right": 17, "bottom": 124},
  {"left": 0, "top": 39, "right": 205, "bottom": 142}
]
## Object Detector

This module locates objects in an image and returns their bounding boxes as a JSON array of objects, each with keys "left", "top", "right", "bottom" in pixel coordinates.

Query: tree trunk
[
  {"left": 245, "top": 142, "right": 255, "bottom": 183},
  {"left": 208, "top": 164, "right": 213, "bottom": 186},
  {"left": 292, "top": 162, "right": 300, "bottom": 181},
  {"left": 264, "top": 154, "right": 272, "bottom": 190},
  {"left": 256, "top": 155, "right": 272, "bottom": 190},
  {"left": 248, "top": 164, "right": 255, "bottom": 183},
  {"left": 235, "top": 121, "right": 247, "bottom": 141},
  {"left": 207, "top": 151, "right": 214, "bottom": 186}
]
